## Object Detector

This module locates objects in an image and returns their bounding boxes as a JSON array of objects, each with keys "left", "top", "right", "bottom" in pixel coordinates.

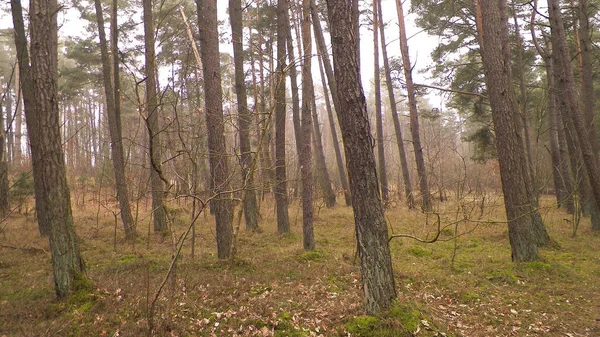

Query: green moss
[
  {"left": 346, "top": 316, "right": 381, "bottom": 336},
  {"left": 407, "top": 245, "right": 432, "bottom": 257},
  {"left": 118, "top": 254, "right": 137, "bottom": 263},
  {"left": 298, "top": 249, "right": 325, "bottom": 262},
  {"left": 460, "top": 291, "right": 481, "bottom": 303},
  {"left": 389, "top": 303, "right": 421, "bottom": 332}
]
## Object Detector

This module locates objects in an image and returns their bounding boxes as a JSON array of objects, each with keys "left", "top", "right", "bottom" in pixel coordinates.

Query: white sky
[{"left": 0, "top": 0, "right": 442, "bottom": 108}]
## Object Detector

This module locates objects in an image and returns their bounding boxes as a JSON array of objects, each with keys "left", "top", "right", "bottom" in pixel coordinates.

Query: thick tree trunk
[
  {"left": 230, "top": 0, "right": 259, "bottom": 231},
  {"left": 197, "top": 0, "right": 233, "bottom": 259},
  {"left": 317, "top": 54, "right": 351, "bottom": 206},
  {"left": 372, "top": 0, "right": 388, "bottom": 204},
  {"left": 327, "top": 0, "right": 396, "bottom": 314},
  {"left": 94, "top": 0, "right": 136, "bottom": 238},
  {"left": 548, "top": 0, "right": 600, "bottom": 230},
  {"left": 377, "top": 0, "right": 413, "bottom": 208},
  {"left": 29, "top": 0, "right": 85, "bottom": 297},
  {"left": 394, "top": 0, "right": 431, "bottom": 211},
  {"left": 10, "top": 0, "right": 50, "bottom": 236},
  {"left": 274, "top": 0, "right": 290, "bottom": 233},
  {"left": 142, "top": 0, "right": 168, "bottom": 233},
  {"left": 301, "top": 0, "right": 315, "bottom": 250},
  {"left": 478, "top": 0, "right": 548, "bottom": 262}
]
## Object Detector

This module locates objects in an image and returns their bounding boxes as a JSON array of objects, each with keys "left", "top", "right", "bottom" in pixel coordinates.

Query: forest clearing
[{"left": 1, "top": 194, "right": 599, "bottom": 336}]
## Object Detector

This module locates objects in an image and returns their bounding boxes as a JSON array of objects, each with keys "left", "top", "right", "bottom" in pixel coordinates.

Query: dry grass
[{"left": 0, "top": 193, "right": 599, "bottom": 336}]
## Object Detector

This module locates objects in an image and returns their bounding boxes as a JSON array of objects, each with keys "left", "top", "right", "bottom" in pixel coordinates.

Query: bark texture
[
  {"left": 29, "top": 0, "right": 85, "bottom": 297},
  {"left": 394, "top": 0, "right": 431, "bottom": 211},
  {"left": 377, "top": 0, "right": 413, "bottom": 208},
  {"left": 478, "top": 0, "right": 548, "bottom": 261},
  {"left": 301, "top": 0, "right": 315, "bottom": 250},
  {"left": 275, "top": 0, "right": 290, "bottom": 233},
  {"left": 142, "top": 0, "right": 168, "bottom": 233},
  {"left": 197, "top": 0, "right": 233, "bottom": 259},
  {"left": 230, "top": 0, "right": 259, "bottom": 231},
  {"left": 326, "top": 0, "right": 397, "bottom": 314},
  {"left": 94, "top": 0, "right": 136, "bottom": 238}
]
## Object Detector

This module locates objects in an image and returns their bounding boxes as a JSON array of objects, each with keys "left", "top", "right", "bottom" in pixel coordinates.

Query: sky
[{"left": 0, "top": 0, "right": 443, "bottom": 109}]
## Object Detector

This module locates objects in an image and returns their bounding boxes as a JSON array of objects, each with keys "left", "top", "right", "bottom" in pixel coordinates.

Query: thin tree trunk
[
  {"left": 14, "top": 63, "right": 22, "bottom": 166},
  {"left": 0, "top": 80, "right": 9, "bottom": 217},
  {"left": 300, "top": 0, "right": 315, "bottom": 250},
  {"left": 311, "top": 0, "right": 351, "bottom": 206},
  {"left": 284, "top": 3, "right": 303, "bottom": 199},
  {"left": 274, "top": 0, "right": 290, "bottom": 233},
  {"left": 377, "top": 0, "right": 413, "bottom": 208},
  {"left": 311, "top": 92, "right": 336, "bottom": 208},
  {"left": 94, "top": 0, "right": 136, "bottom": 238},
  {"left": 29, "top": 0, "right": 85, "bottom": 297},
  {"left": 326, "top": 0, "right": 396, "bottom": 314},
  {"left": 373, "top": 0, "right": 388, "bottom": 204},
  {"left": 317, "top": 54, "right": 351, "bottom": 206},
  {"left": 394, "top": 0, "right": 431, "bottom": 211},
  {"left": 142, "top": 0, "right": 168, "bottom": 233},
  {"left": 196, "top": 0, "right": 233, "bottom": 259}
]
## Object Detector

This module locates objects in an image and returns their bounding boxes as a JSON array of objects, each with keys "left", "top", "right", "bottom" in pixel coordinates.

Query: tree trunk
[
  {"left": 0, "top": 80, "right": 9, "bottom": 218},
  {"left": 10, "top": 0, "right": 50, "bottom": 236},
  {"left": 284, "top": 3, "right": 303, "bottom": 199},
  {"left": 197, "top": 0, "right": 233, "bottom": 259},
  {"left": 394, "top": 0, "right": 431, "bottom": 211},
  {"left": 478, "top": 0, "right": 550, "bottom": 261},
  {"left": 13, "top": 63, "right": 22, "bottom": 166},
  {"left": 29, "top": 0, "right": 85, "bottom": 297},
  {"left": 311, "top": 0, "right": 351, "bottom": 206},
  {"left": 300, "top": 0, "right": 315, "bottom": 250},
  {"left": 311, "top": 91, "right": 336, "bottom": 208},
  {"left": 327, "top": 0, "right": 396, "bottom": 314},
  {"left": 230, "top": 0, "right": 259, "bottom": 231},
  {"left": 142, "top": 0, "right": 167, "bottom": 233},
  {"left": 372, "top": 0, "right": 388, "bottom": 205},
  {"left": 548, "top": 0, "right": 600, "bottom": 230},
  {"left": 377, "top": 0, "right": 413, "bottom": 208},
  {"left": 545, "top": 53, "right": 574, "bottom": 212},
  {"left": 94, "top": 0, "right": 136, "bottom": 238},
  {"left": 274, "top": 0, "right": 290, "bottom": 233},
  {"left": 317, "top": 53, "right": 351, "bottom": 206}
]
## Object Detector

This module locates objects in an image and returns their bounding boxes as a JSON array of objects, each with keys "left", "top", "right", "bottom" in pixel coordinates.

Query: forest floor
[{"left": 0, "top": 193, "right": 599, "bottom": 336}]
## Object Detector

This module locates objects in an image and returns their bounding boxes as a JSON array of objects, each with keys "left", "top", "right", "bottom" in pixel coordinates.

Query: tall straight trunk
[
  {"left": 548, "top": 0, "right": 600, "bottom": 228},
  {"left": 478, "top": 0, "right": 549, "bottom": 262},
  {"left": 512, "top": 11, "right": 536, "bottom": 195},
  {"left": 311, "top": 93, "right": 336, "bottom": 208},
  {"left": 284, "top": 3, "right": 303, "bottom": 199},
  {"left": 546, "top": 53, "right": 574, "bottom": 212},
  {"left": 326, "top": 0, "right": 396, "bottom": 314},
  {"left": 311, "top": 0, "right": 351, "bottom": 206},
  {"left": 13, "top": 64, "right": 22, "bottom": 166},
  {"left": 142, "top": 0, "right": 167, "bottom": 232},
  {"left": 300, "top": 0, "right": 315, "bottom": 250},
  {"left": 0, "top": 80, "right": 9, "bottom": 218},
  {"left": 372, "top": 0, "right": 388, "bottom": 204},
  {"left": 230, "top": 0, "right": 259, "bottom": 231},
  {"left": 94, "top": 0, "right": 136, "bottom": 238},
  {"left": 377, "top": 0, "right": 413, "bottom": 208},
  {"left": 317, "top": 54, "right": 351, "bottom": 206},
  {"left": 29, "top": 0, "right": 85, "bottom": 297},
  {"left": 10, "top": 0, "right": 50, "bottom": 236},
  {"left": 197, "top": 0, "right": 233, "bottom": 259},
  {"left": 274, "top": 0, "right": 290, "bottom": 233},
  {"left": 394, "top": 0, "right": 431, "bottom": 211}
]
